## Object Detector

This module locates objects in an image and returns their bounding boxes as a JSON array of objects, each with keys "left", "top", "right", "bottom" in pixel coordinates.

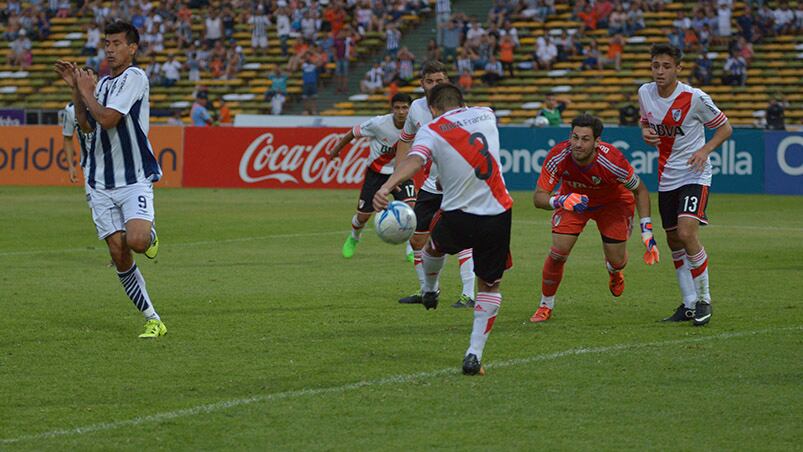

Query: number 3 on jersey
[{"left": 469, "top": 132, "right": 493, "bottom": 180}]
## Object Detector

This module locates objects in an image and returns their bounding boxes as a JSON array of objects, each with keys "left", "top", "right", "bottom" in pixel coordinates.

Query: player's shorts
[
  {"left": 551, "top": 198, "right": 635, "bottom": 243},
  {"left": 358, "top": 169, "right": 415, "bottom": 213},
  {"left": 87, "top": 182, "right": 155, "bottom": 240},
  {"left": 658, "top": 184, "right": 710, "bottom": 231},
  {"left": 430, "top": 209, "right": 513, "bottom": 284},
  {"left": 414, "top": 189, "right": 443, "bottom": 232}
]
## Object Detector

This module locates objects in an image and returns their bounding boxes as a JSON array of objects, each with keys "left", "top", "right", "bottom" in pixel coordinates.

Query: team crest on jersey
[
  {"left": 592, "top": 176, "right": 601, "bottom": 185},
  {"left": 671, "top": 108, "right": 682, "bottom": 122},
  {"left": 562, "top": 171, "right": 570, "bottom": 176}
]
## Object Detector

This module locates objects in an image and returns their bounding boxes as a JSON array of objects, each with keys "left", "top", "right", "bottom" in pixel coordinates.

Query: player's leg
[
  {"left": 454, "top": 248, "right": 476, "bottom": 308},
  {"left": 117, "top": 183, "right": 166, "bottom": 337},
  {"left": 463, "top": 209, "right": 512, "bottom": 376},
  {"left": 343, "top": 172, "right": 381, "bottom": 258},
  {"left": 393, "top": 179, "right": 417, "bottom": 262},
  {"left": 420, "top": 210, "right": 458, "bottom": 310},
  {"left": 674, "top": 184, "right": 712, "bottom": 325},
  {"left": 531, "top": 208, "right": 584, "bottom": 323},
  {"left": 399, "top": 190, "right": 442, "bottom": 304},
  {"left": 597, "top": 202, "right": 635, "bottom": 297},
  {"left": 659, "top": 188, "right": 697, "bottom": 322},
  {"left": 601, "top": 239, "right": 628, "bottom": 297}
]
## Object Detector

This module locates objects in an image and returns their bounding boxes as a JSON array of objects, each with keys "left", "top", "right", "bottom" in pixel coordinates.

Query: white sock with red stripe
[
  {"left": 413, "top": 248, "right": 425, "bottom": 292},
  {"left": 671, "top": 249, "right": 698, "bottom": 309},
  {"left": 422, "top": 249, "right": 445, "bottom": 293},
  {"left": 350, "top": 214, "right": 365, "bottom": 241},
  {"left": 687, "top": 248, "right": 711, "bottom": 304},
  {"left": 458, "top": 249, "right": 475, "bottom": 299},
  {"left": 468, "top": 292, "right": 501, "bottom": 361}
]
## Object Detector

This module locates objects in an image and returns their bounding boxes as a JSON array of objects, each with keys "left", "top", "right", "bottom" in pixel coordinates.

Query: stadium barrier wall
[
  {"left": 0, "top": 126, "right": 184, "bottom": 187},
  {"left": 763, "top": 131, "right": 803, "bottom": 195}
]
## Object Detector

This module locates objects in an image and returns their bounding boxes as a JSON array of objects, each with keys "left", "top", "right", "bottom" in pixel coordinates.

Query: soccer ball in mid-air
[
  {"left": 534, "top": 115, "right": 550, "bottom": 127},
  {"left": 375, "top": 201, "right": 416, "bottom": 244}
]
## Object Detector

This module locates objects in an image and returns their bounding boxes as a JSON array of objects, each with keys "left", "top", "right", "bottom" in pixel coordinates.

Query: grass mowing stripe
[{"left": 2, "top": 326, "right": 798, "bottom": 445}]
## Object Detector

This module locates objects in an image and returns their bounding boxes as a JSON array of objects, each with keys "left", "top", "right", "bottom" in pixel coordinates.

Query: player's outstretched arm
[
  {"left": 373, "top": 154, "right": 424, "bottom": 211},
  {"left": 632, "top": 181, "right": 659, "bottom": 265},
  {"left": 688, "top": 120, "right": 732, "bottom": 173},
  {"left": 327, "top": 130, "right": 355, "bottom": 159}
]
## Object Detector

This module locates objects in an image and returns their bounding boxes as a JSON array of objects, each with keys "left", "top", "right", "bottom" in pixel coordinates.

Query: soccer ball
[
  {"left": 374, "top": 201, "right": 416, "bottom": 245},
  {"left": 534, "top": 115, "right": 550, "bottom": 128}
]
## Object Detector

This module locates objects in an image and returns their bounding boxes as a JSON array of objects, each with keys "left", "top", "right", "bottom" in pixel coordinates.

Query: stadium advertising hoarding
[
  {"left": 183, "top": 127, "right": 371, "bottom": 189},
  {"left": 499, "top": 127, "right": 764, "bottom": 193},
  {"left": 763, "top": 132, "right": 803, "bottom": 195},
  {"left": 0, "top": 126, "right": 184, "bottom": 187},
  {"left": 0, "top": 109, "right": 25, "bottom": 125}
]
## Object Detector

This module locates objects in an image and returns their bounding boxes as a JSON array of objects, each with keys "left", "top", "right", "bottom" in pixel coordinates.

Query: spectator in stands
[
  {"left": 691, "top": 52, "right": 713, "bottom": 86},
  {"left": 466, "top": 19, "right": 485, "bottom": 45},
  {"left": 773, "top": 2, "right": 795, "bottom": 35},
  {"left": 668, "top": 28, "right": 685, "bottom": 51},
  {"left": 796, "top": 3, "right": 803, "bottom": 33},
  {"left": 716, "top": 2, "right": 732, "bottom": 41},
  {"left": 684, "top": 27, "right": 700, "bottom": 53},
  {"left": 397, "top": 47, "right": 415, "bottom": 83},
  {"left": 146, "top": 55, "right": 162, "bottom": 85},
  {"left": 458, "top": 68, "right": 473, "bottom": 93},
  {"left": 6, "top": 29, "right": 31, "bottom": 68},
  {"left": 205, "top": 9, "right": 223, "bottom": 46},
  {"left": 145, "top": 10, "right": 164, "bottom": 35},
  {"left": 275, "top": 6, "right": 291, "bottom": 57},
  {"left": 381, "top": 54, "right": 399, "bottom": 85},
  {"left": 593, "top": 0, "right": 614, "bottom": 29},
  {"left": 142, "top": 25, "right": 164, "bottom": 56},
  {"left": 698, "top": 24, "right": 712, "bottom": 50},
  {"left": 600, "top": 33, "right": 624, "bottom": 71},
  {"left": 2, "top": 11, "right": 21, "bottom": 41},
  {"left": 757, "top": 5, "right": 775, "bottom": 37},
  {"left": 249, "top": 5, "right": 270, "bottom": 57},
  {"left": 360, "top": 61, "right": 384, "bottom": 94},
  {"left": 301, "top": 10, "right": 318, "bottom": 41},
  {"left": 186, "top": 45, "right": 201, "bottom": 82},
  {"left": 626, "top": 3, "right": 645, "bottom": 35},
  {"left": 554, "top": 29, "right": 574, "bottom": 62},
  {"left": 176, "top": 16, "right": 193, "bottom": 48},
  {"left": 456, "top": 47, "right": 473, "bottom": 74},
  {"left": 474, "top": 34, "right": 493, "bottom": 70},
  {"left": 498, "top": 35, "right": 515, "bottom": 77},
  {"left": 286, "top": 38, "right": 310, "bottom": 72},
  {"left": 167, "top": 110, "right": 184, "bottom": 125},
  {"left": 608, "top": 4, "right": 627, "bottom": 36},
  {"left": 673, "top": 9, "right": 691, "bottom": 30},
  {"left": 439, "top": 18, "right": 462, "bottom": 63},
  {"left": 580, "top": 39, "right": 601, "bottom": 70},
  {"left": 499, "top": 20, "right": 519, "bottom": 46},
  {"left": 216, "top": 98, "right": 232, "bottom": 125},
  {"left": 355, "top": 0, "right": 373, "bottom": 35},
  {"left": 538, "top": 94, "right": 571, "bottom": 126},
  {"left": 722, "top": 49, "right": 747, "bottom": 86},
  {"left": 481, "top": 55, "right": 504, "bottom": 87},
  {"left": 619, "top": 95, "right": 640, "bottom": 126},
  {"left": 191, "top": 92, "right": 214, "bottom": 126},
  {"left": 765, "top": 97, "right": 786, "bottom": 130},
  {"left": 426, "top": 38, "right": 441, "bottom": 62},
  {"left": 35, "top": 10, "right": 51, "bottom": 41},
  {"left": 301, "top": 54, "right": 319, "bottom": 115},
  {"left": 737, "top": 5, "right": 755, "bottom": 42},
  {"left": 221, "top": 7, "right": 236, "bottom": 41},
  {"left": 735, "top": 36, "right": 753, "bottom": 64},
  {"left": 578, "top": 3, "right": 598, "bottom": 31},
  {"left": 333, "top": 29, "right": 351, "bottom": 94},
  {"left": 81, "top": 22, "right": 101, "bottom": 56},
  {"left": 162, "top": 53, "right": 182, "bottom": 87},
  {"left": 56, "top": 0, "right": 70, "bottom": 18},
  {"left": 535, "top": 36, "right": 558, "bottom": 70}
]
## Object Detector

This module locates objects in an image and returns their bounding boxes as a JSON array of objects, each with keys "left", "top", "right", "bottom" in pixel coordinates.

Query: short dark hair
[
  {"left": 650, "top": 43, "right": 682, "bottom": 64},
  {"left": 420, "top": 60, "right": 448, "bottom": 79},
  {"left": 571, "top": 114, "right": 604, "bottom": 139},
  {"left": 105, "top": 21, "right": 139, "bottom": 45},
  {"left": 391, "top": 93, "right": 412, "bottom": 106},
  {"left": 427, "top": 83, "right": 464, "bottom": 112}
]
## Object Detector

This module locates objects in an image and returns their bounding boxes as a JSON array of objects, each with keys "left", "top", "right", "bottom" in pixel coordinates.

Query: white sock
[
  {"left": 687, "top": 248, "right": 711, "bottom": 304},
  {"left": 540, "top": 295, "right": 555, "bottom": 309},
  {"left": 117, "top": 263, "right": 159, "bottom": 320},
  {"left": 350, "top": 214, "right": 365, "bottom": 240},
  {"left": 467, "top": 292, "right": 501, "bottom": 361},
  {"left": 671, "top": 249, "right": 697, "bottom": 309},
  {"left": 413, "top": 249, "right": 425, "bottom": 292},
  {"left": 405, "top": 241, "right": 413, "bottom": 256},
  {"left": 421, "top": 249, "right": 445, "bottom": 293},
  {"left": 457, "top": 249, "right": 475, "bottom": 299}
]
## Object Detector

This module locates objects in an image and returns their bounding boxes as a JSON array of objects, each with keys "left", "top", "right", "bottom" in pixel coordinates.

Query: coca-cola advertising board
[{"left": 183, "top": 127, "right": 372, "bottom": 188}]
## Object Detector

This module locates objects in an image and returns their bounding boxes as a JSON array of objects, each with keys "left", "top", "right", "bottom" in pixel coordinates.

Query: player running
[
  {"left": 54, "top": 21, "right": 166, "bottom": 338},
  {"left": 530, "top": 114, "right": 659, "bottom": 323},
  {"left": 327, "top": 93, "right": 416, "bottom": 260},
  {"left": 394, "top": 61, "right": 476, "bottom": 309},
  {"left": 638, "top": 44, "right": 732, "bottom": 326},
  {"left": 374, "top": 83, "right": 513, "bottom": 376}
]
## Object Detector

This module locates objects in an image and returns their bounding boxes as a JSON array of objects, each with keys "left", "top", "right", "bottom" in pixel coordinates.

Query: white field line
[{"left": 1, "top": 326, "right": 798, "bottom": 445}]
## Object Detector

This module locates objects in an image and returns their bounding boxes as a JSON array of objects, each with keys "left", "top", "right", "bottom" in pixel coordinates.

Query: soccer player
[
  {"left": 394, "top": 61, "right": 476, "bottom": 309},
  {"left": 638, "top": 44, "right": 732, "bottom": 326},
  {"left": 374, "top": 83, "right": 513, "bottom": 376},
  {"left": 54, "top": 21, "right": 166, "bottom": 338},
  {"left": 529, "top": 114, "right": 660, "bottom": 323},
  {"left": 62, "top": 67, "right": 98, "bottom": 186},
  {"left": 327, "top": 93, "right": 416, "bottom": 260}
]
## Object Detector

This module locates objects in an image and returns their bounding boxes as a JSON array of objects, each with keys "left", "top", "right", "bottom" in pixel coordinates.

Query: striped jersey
[
  {"left": 538, "top": 140, "right": 638, "bottom": 209},
  {"left": 62, "top": 102, "right": 95, "bottom": 169},
  {"left": 87, "top": 66, "right": 162, "bottom": 189},
  {"left": 249, "top": 14, "right": 270, "bottom": 38},
  {"left": 352, "top": 113, "right": 402, "bottom": 175},
  {"left": 400, "top": 97, "right": 440, "bottom": 194},
  {"left": 638, "top": 81, "right": 728, "bottom": 192},
  {"left": 409, "top": 106, "right": 513, "bottom": 216}
]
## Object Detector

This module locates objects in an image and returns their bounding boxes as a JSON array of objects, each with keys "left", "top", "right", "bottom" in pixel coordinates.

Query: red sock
[{"left": 542, "top": 247, "right": 568, "bottom": 297}]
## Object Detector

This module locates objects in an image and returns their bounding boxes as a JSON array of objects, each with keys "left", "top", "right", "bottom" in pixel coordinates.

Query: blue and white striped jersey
[{"left": 87, "top": 66, "right": 162, "bottom": 189}]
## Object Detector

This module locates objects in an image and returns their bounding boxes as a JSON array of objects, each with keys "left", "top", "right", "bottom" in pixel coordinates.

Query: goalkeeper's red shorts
[{"left": 551, "top": 198, "right": 635, "bottom": 242}]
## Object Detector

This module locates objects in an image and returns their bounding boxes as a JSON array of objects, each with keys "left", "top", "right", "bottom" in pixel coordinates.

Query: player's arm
[
  {"left": 627, "top": 175, "right": 659, "bottom": 265},
  {"left": 76, "top": 69, "right": 123, "bottom": 130},
  {"left": 63, "top": 135, "right": 79, "bottom": 183},
  {"left": 373, "top": 151, "right": 425, "bottom": 211},
  {"left": 327, "top": 129, "right": 355, "bottom": 159},
  {"left": 637, "top": 90, "right": 660, "bottom": 145},
  {"left": 688, "top": 120, "right": 732, "bottom": 173},
  {"left": 533, "top": 155, "right": 589, "bottom": 212}
]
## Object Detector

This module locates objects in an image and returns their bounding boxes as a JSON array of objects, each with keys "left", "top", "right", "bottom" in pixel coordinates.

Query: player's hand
[
  {"left": 75, "top": 69, "right": 97, "bottom": 96},
  {"left": 642, "top": 127, "right": 660, "bottom": 146},
  {"left": 68, "top": 164, "right": 78, "bottom": 184},
  {"left": 640, "top": 217, "right": 660, "bottom": 265},
  {"left": 373, "top": 185, "right": 392, "bottom": 211},
  {"left": 54, "top": 60, "right": 77, "bottom": 88},
  {"left": 551, "top": 193, "right": 589, "bottom": 213},
  {"left": 687, "top": 148, "right": 709, "bottom": 174}
]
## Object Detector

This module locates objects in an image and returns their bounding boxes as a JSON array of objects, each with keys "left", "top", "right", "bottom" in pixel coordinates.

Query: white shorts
[
  {"left": 252, "top": 36, "right": 268, "bottom": 48},
  {"left": 87, "top": 182, "right": 155, "bottom": 240}
]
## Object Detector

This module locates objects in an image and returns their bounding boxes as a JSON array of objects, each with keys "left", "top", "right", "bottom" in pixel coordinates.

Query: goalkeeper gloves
[
  {"left": 640, "top": 217, "right": 660, "bottom": 265},
  {"left": 550, "top": 193, "right": 590, "bottom": 213}
]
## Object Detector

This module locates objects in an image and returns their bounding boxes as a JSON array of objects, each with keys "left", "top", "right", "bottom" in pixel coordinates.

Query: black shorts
[
  {"left": 430, "top": 209, "right": 513, "bottom": 284},
  {"left": 358, "top": 169, "right": 415, "bottom": 213},
  {"left": 658, "top": 184, "right": 710, "bottom": 231},
  {"left": 414, "top": 189, "right": 443, "bottom": 232}
]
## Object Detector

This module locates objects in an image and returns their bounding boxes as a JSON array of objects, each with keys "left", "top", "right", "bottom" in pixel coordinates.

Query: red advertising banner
[
  {"left": 0, "top": 126, "right": 184, "bottom": 187},
  {"left": 183, "top": 127, "right": 373, "bottom": 188}
]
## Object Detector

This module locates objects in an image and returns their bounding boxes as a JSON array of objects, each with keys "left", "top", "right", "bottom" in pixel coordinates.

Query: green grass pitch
[{"left": 1, "top": 186, "right": 801, "bottom": 450}]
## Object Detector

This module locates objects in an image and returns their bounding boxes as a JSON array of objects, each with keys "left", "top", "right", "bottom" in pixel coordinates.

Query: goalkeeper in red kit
[{"left": 530, "top": 114, "right": 660, "bottom": 323}]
